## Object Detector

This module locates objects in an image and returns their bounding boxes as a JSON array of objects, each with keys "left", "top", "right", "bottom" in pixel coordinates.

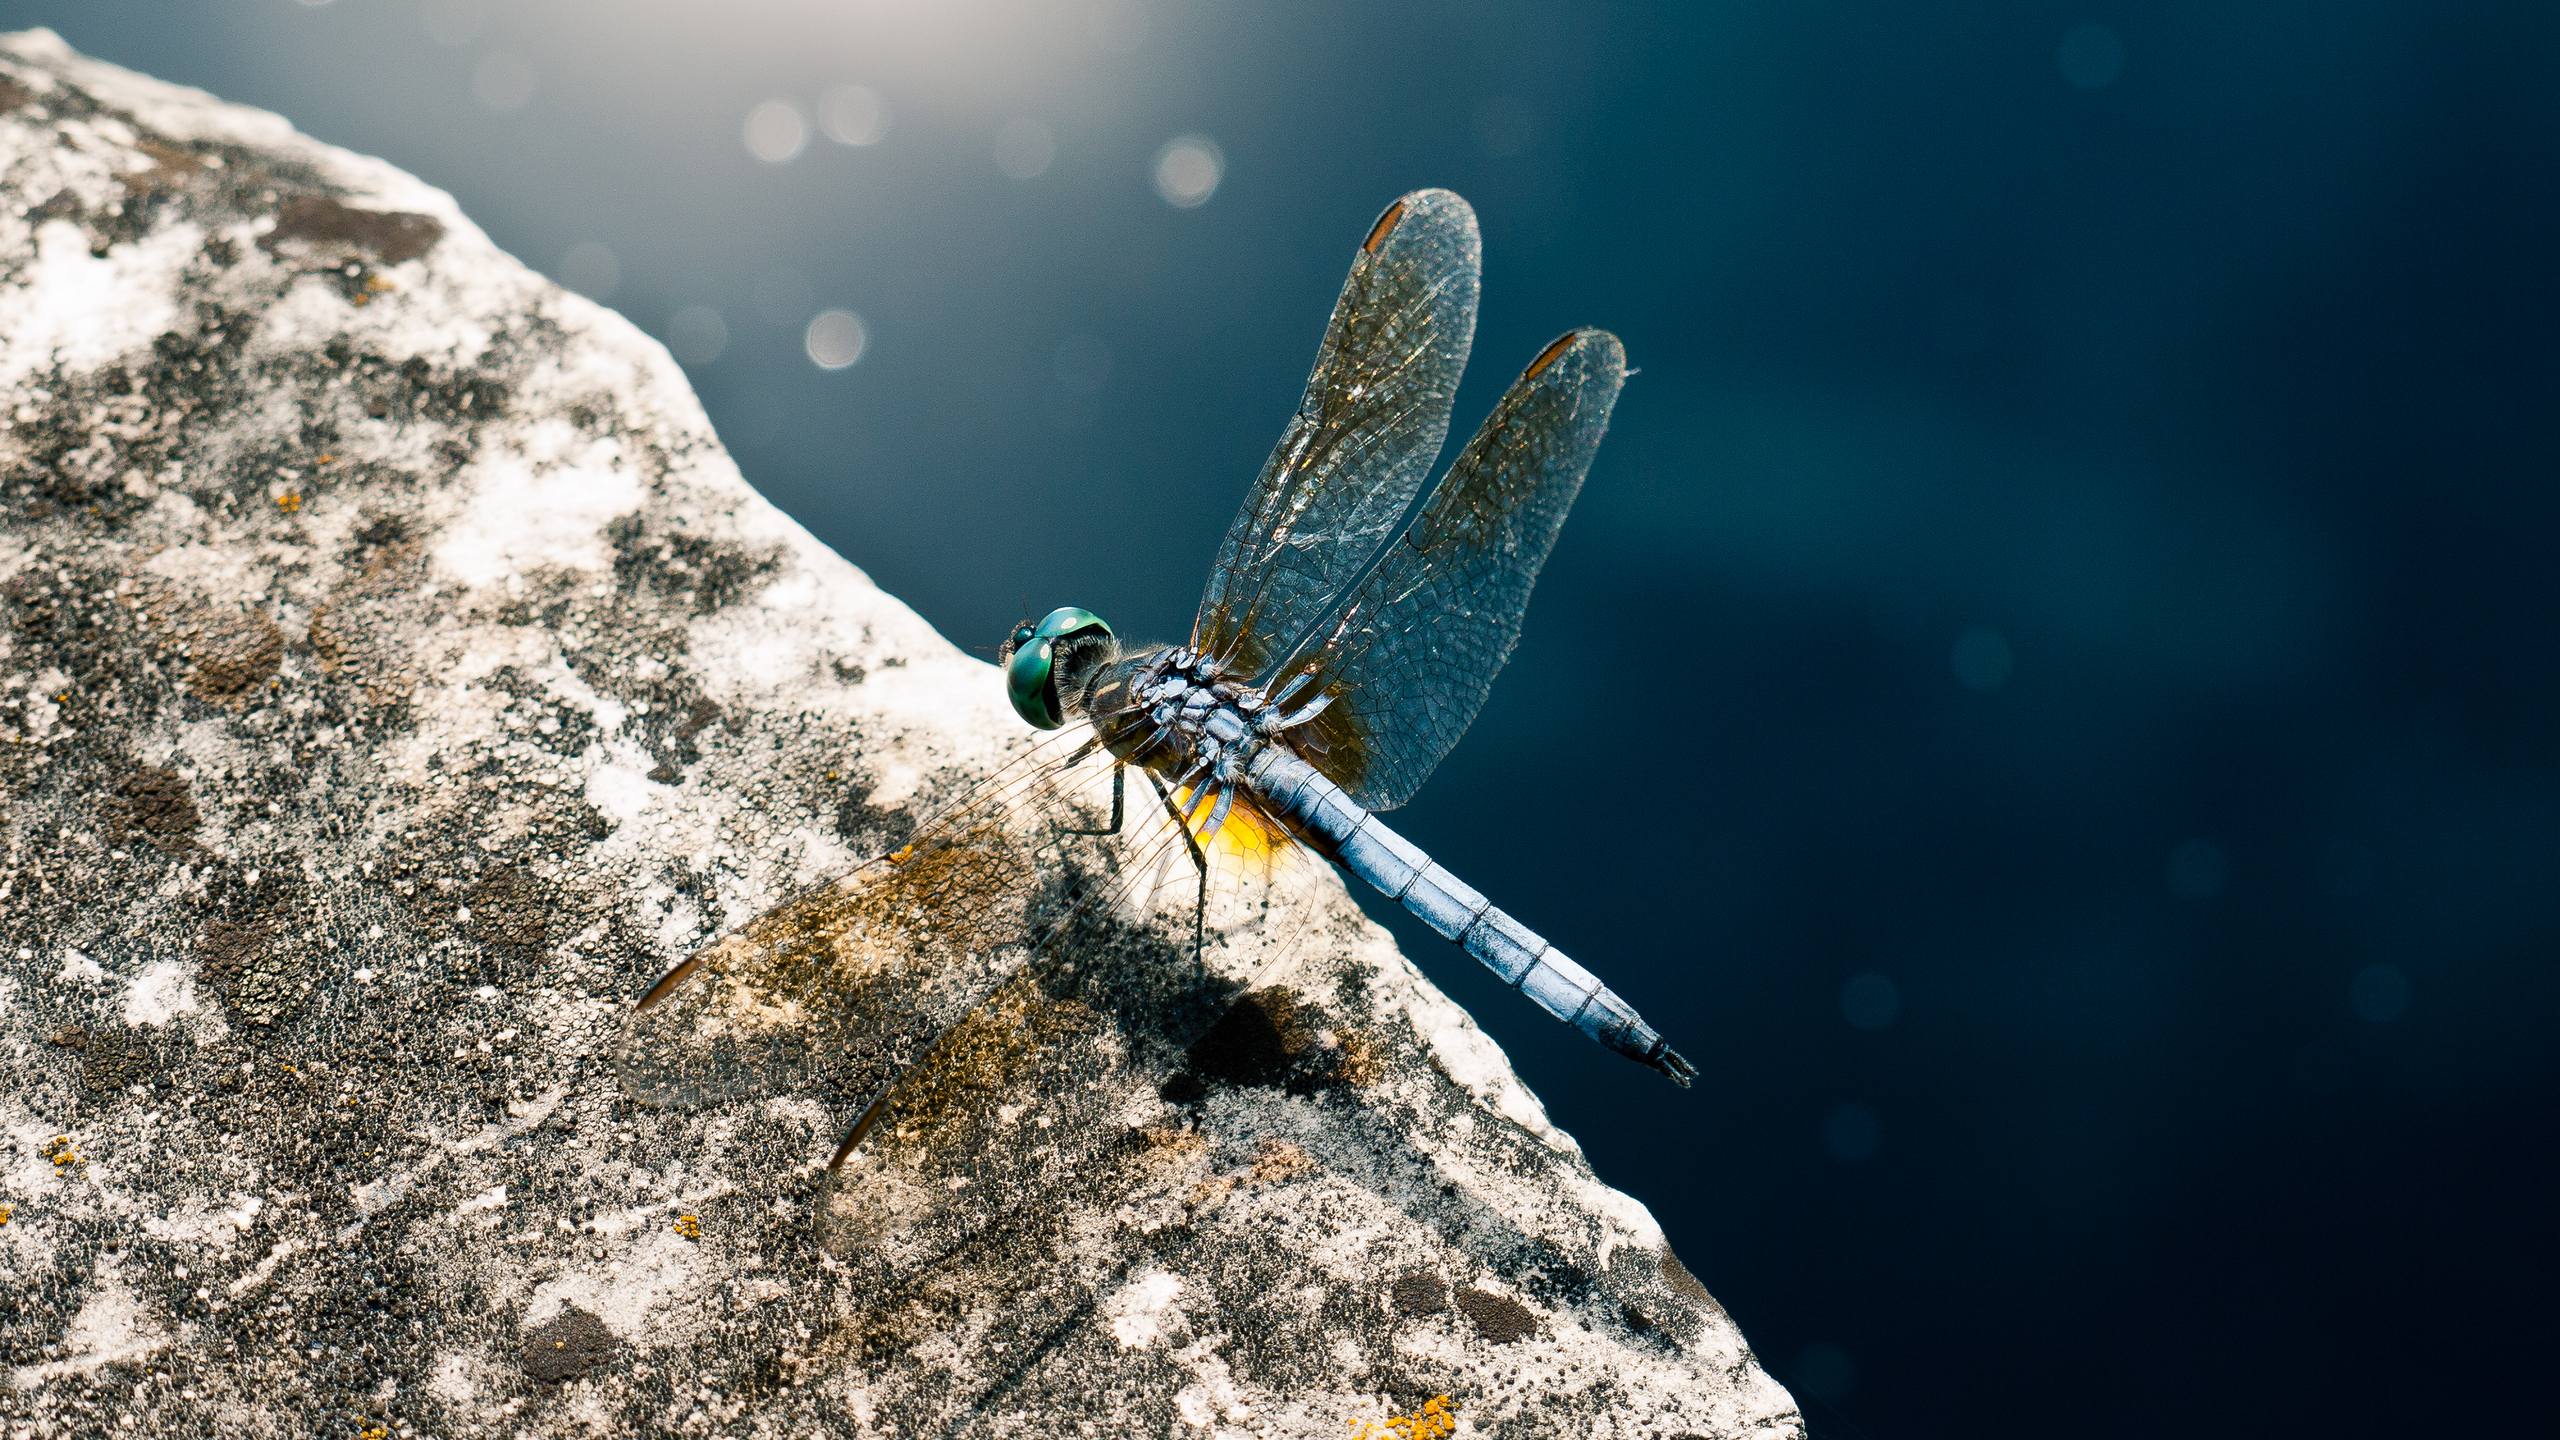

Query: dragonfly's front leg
[
  {"left": 1143, "top": 768, "right": 1210, "bottom": 968},
  {"left": 1054, "top": 760, "right": 1126, "bottom": 837}
]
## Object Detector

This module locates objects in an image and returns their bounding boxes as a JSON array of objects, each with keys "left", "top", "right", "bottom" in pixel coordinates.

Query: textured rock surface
[{"left": 0, "top": 31, "right": 1800, "bottom": 1439}]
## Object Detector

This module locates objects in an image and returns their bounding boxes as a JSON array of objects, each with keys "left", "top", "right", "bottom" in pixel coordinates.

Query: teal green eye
[{"left": 1004, "top": 606, "right": 1113, "bottom": 730}]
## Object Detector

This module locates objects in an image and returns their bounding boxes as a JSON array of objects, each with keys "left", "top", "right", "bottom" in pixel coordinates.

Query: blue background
[{"left": 7, "top": 3, "right": 2552, "bottom": 1434}]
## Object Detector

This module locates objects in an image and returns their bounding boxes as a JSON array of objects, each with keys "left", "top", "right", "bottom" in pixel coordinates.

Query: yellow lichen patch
[
  {"left": 1140, "top": 1123, "right": 1208, "bottom": 1159},
  {"left": 673, "top": 1213, "right": 701, "bottom": 1241},
  {"left": 1247, "top": 1138, "right": 1315, "bottom": 1184},
  {"left": 1333, "top": 1027, "right": 1384, "bottom": 1088},
  {"left": 0, "top": 1202, "right": 14, "bottom": 1225},
  {"left": 275, "top": 492, "right": 303, "bottom": 513},
  {"left": 1187, "top": 1137, "right": 1317, "bottom": 1213},
  {"left": 41, "top": 1135, "right": 79, "bottom": 1169},
  {"left": 317, "top": 452, "right": 336, "bottom": 465},
  {"left": 1350, "top": 1394, "right": 1459, "bottom": 1440}
]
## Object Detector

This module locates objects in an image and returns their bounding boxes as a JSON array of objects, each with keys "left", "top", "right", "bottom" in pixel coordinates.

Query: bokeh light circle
[
  {"left": 1153, "top": 135, "right": 1224, "bottom": 208},
  {"left": 806, "top": 309, "right": 868, "bottom": 370},
  {"left": 745, "top": 100, "right": 810, "bottom": 164}
]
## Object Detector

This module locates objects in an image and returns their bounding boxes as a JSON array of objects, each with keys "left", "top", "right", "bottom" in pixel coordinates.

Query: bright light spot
[
  {"left": 1152, "top": 135, "right": 1224, "bottom": 208},
  {"left": 1054, "top": 334, "right": 1112, "bottom": 395},
  {"left": 994, "top": 118, "right": 1057, "bottom": 180},
  {"left": 805, "top": 309, "right": 867, "bottom": 370},
  {"left": 294, "top": 0, "right": 337, "bottom": 8},
  {"left": 744, "top": 99, "right": 810, "bottom": 164},
  {"left": 1823, "top": 1102, "right": 1880, "bottom": 1163},
  {"left": 557, "top": 241, "right": 619, "bottom": 301},
  {"left": 1951, "top": 625, "right": 2013, "bottom": 691},
  {"left": 472, "top": 51, "right": 536, "bottom": 113},
  {"left": 1473, "top": 95, "right": 1537, "bottom": 157},
  {"left": 418, "top": 0, "right": 490, "bottom": 48},
  {"left": 1840, "top": 972, "right": 1901, "bottom": 1031},
  {"left": 2166, "top": 839, "right": 2228, "bottom": 900},
  {"left": 667, "top": 306, "right": 728, "bottom": 367},
  {"left": 750, "top": 268, "right": 814, "bottom": 326},
  {"left": 2058, "top": 23, "right": 2127, "bottom": 90},
  {"left": 2350, "top": 964, "right": 2411, "bottom": 1025},
  {"left": 817, "top": 84, "right": 889, "bottom": 146}
]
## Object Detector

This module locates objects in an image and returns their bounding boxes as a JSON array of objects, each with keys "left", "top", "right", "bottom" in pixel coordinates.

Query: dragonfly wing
[
  {"left": 1192, "top": 189, "right": 1480, "bottom": 680},
  {"left": 614, "top": 721, "right": 1134, "bottom": 1116},
  {"left": 1276, "top": 329, "right": 1627, "bottom": 811}
]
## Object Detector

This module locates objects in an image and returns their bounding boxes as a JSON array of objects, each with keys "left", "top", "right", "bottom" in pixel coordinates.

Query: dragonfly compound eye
[{"left": 1005, "top": 606, "right": 1114, "bottom": 730}]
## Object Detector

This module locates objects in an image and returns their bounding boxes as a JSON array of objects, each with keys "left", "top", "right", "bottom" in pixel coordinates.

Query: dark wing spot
[
  {"left": 1362, "top": 197, "right": 1407, "bottom": 254},
  {"left": 1523, "top": 329, "right": 1582, "bottom": 382}
]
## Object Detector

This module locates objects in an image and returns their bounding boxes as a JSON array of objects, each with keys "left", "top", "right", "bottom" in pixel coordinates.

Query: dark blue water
[{"left": 11, "top": 3, "right": 2553, "bottom": 1434}]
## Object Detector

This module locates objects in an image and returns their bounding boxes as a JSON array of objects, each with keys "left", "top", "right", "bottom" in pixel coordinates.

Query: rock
[{"left": 0, "top": 29, "right": 1802, "bottom": 1438}]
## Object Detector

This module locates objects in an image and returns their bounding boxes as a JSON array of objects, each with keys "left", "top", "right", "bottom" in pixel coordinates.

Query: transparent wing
[
  {"left": 615, "top": 717, "right": 1147, "bottom": 1115},
  {"left": 1274, "top": 329, "right": 1627, "bottom": 811},
  {"left": 1192, "top": 189, "right": 1480, "bottom": 681}
]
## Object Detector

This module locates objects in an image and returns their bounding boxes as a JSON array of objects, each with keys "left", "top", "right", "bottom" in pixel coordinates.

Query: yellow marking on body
[{"left": 1174, "top": 784, "right": 1295, "bottom": 877}]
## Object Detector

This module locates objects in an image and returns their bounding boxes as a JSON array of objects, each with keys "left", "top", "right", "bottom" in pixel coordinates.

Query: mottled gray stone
[{"left": 0, "top": 29, "right": 1800, "bottom": 1439}]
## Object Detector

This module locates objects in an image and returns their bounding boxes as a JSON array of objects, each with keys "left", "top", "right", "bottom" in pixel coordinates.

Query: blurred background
[{"left": 7, "top": 2, "right": 2553, "bottom": 1434}]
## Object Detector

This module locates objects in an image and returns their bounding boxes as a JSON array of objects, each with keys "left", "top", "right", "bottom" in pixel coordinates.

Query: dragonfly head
[{"left": 1000, "top": 606, "right": 1117, "bottom": 729}]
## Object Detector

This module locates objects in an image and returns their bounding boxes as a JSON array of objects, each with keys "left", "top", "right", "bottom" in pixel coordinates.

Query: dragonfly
[{"left": 618, "top": 189, "right": 1691, "bottom": 1224}]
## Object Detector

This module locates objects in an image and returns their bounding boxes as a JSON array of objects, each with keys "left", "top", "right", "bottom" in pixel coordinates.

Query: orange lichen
[
  {"left": 275, "top": 492, "right": 303, "bottom": 513},
  {"left": 1349, "top": 1394, "right": 1458, "bottom": 1440},
  {"left": 673, "top": 1213, "right": 701, "bottom": 1241}
]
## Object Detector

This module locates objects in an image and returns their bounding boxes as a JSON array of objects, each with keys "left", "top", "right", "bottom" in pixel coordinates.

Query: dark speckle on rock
[
  {"left": 107, "top": 765, "right": 200, "bottom": 852},
  {"left": 1392, "top": 1270, "right": 1448, "bottom": 1317},
  {"left": 261, "top": 192, "right": 442, "bottom": 265},
  {"left": 78, "top": 1027, "right": 162, "bottom": 1094},
  {"left": 183, "top": 606, "right": 286, "bottom": 700},
  {"left": 1455, "top": 1286, "right": 1540, "bottom": 1343},
  {"left": 195, "top": 917, "right": 296, "bottom": 1029},
  {"left": 519, "top": 1305, "right": 619, "bottom": 1384},
  {"left": 465, "top": 864, "right": 554, "bottom": 960}
]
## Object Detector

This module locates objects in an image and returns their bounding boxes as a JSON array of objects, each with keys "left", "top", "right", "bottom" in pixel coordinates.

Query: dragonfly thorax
[{"left": 1083, "top": 646, "right": 1336, "bottom": 795}]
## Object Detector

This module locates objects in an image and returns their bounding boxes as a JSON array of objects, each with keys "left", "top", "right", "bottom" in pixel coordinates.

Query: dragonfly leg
[
  {"left": 1142, "top": 768, "right": 1210, "bottom": 968},
  {"left": 1054, "top": 762, "right": 1125, "bottom": 837}
]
